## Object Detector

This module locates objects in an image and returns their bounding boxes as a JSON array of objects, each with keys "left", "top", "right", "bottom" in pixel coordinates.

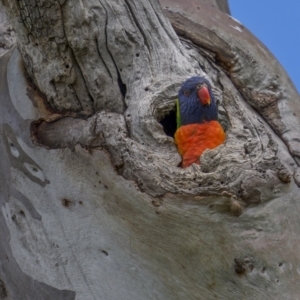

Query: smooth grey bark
[{"left": 1, "top": 0, "right": 300, "bottom": 299}]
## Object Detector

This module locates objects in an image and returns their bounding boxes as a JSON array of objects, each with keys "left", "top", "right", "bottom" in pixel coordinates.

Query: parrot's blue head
[{"left": 177, "top": 76, "right": 218, "bottom": 127}]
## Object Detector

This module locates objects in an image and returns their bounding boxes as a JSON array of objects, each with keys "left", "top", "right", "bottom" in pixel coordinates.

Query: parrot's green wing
[{"left": 176, "top": 98, "right": 181, "bottom": 129}]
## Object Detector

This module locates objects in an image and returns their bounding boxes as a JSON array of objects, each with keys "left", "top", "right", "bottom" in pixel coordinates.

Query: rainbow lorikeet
[{"left": 175, "top": 76, "right": 225, "bottom": 168}]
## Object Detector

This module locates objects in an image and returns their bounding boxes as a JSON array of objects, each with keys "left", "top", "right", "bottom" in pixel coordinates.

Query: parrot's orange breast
[{"left": 174, "top": 120, "right": 225, "bottom": 168}]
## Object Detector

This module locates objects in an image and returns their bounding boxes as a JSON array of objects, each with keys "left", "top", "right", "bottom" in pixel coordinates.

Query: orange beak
[{"left": 197, "top": 86, "right": 211, "bottom": 105}]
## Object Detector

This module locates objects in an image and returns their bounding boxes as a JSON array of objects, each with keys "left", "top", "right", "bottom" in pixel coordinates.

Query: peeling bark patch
[{"left": 0, "top": 279, "right": 7, "bottom": 299}]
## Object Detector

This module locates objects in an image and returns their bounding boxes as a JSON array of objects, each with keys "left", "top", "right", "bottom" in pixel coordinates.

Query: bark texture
[{"left": 1, "top": 0, "right": 300, "bottom": 299}]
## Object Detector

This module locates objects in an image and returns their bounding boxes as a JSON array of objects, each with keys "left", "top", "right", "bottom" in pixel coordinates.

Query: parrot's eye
[{"left": 183, "top": 90, "right": 190, "bottom": 96}]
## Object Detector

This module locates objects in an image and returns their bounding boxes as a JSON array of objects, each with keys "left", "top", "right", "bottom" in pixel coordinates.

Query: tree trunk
[{"left": 1, "top": 0, "right": 300, "bottom": 299}]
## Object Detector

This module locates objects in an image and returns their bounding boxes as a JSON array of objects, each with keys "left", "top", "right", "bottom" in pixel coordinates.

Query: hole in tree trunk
[{"left": 159, "top": 105, "right": 177, "bottom": 137}]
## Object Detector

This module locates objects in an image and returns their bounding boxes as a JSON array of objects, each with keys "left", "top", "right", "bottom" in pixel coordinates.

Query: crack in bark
[
  {"left": 149, "top": 0, "right": 185, "bottom": 57},
  {"left": 101, "top": 2, "right": 127, "bottom": 103},
  {"left": 123, "top": 0, "right": 153, "bottom": 76},
  {"left": 56, "top": 1, "right": 87, "bottom": 113}
]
